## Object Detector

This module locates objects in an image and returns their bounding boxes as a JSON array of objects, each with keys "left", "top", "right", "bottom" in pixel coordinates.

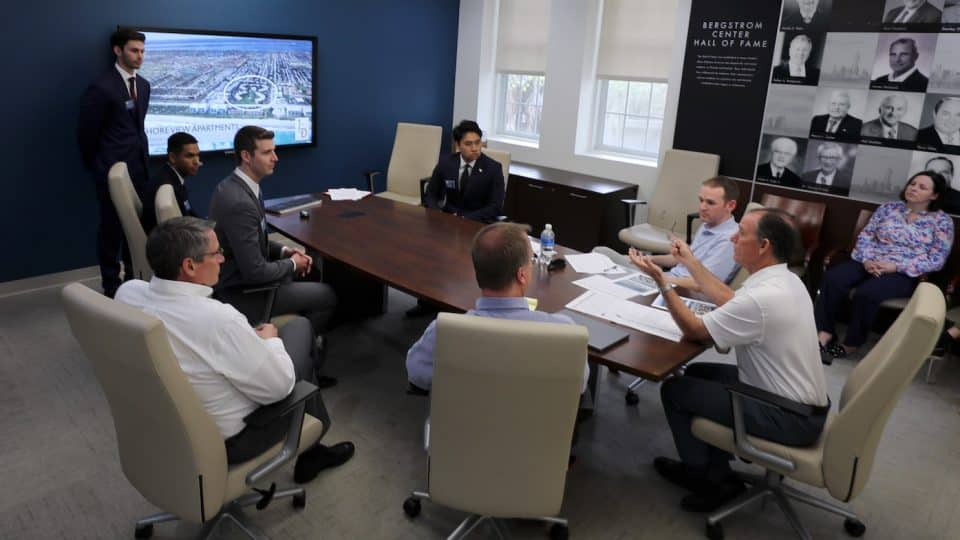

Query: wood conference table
[{"left": 267, "top": 195, "right": 705, "bottom": 383}]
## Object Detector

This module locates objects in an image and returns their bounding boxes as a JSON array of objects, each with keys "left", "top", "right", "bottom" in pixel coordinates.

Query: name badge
[
  {"left": 444, "top": 179, "right": 457, "bottom": 189},
  {"left": 124, "top": 99, "right": 135, "bottom": 111},
  {"left": 184, "top": 200, "right": 192, "bottom": 211}
]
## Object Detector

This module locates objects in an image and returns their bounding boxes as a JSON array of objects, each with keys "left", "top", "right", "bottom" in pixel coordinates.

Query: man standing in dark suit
[
  {"left": 77, "top": 28, "right": 151, "bottom": 297},
  {"left": 423, "top": 120, "right": 505, "bottom": 224},
  {"left": 142, "top": 132, "right": 202, "bottom": 233},
  {"left": 809, "top": 90, "right": 863, "bottom": 141},
  {"left": 802, "top": 142, "right": 853, "bottom": 195},
  {"left": 871, "top": 37, "right": 929, "bottom": 92},
  {"left": 917, "top": 97, "right": 960, "bottom": 149},
  {"left": 208, "top": 126, "right": 337, "bottom": 358},
  {"left": 884, "top": 0, "right": 942, "bottom": 23},
  {"left": 756, "top": 137, "right": 803, "bottom": 188}
]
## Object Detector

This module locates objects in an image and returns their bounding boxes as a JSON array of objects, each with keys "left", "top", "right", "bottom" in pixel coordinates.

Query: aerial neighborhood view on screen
[{"left": 139, "top": 30, "right": 315, "bottom": 155}]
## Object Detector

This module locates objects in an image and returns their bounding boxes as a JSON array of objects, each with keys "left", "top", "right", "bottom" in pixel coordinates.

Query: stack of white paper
[
  {"left": 565, "top": 253, "right": 628, "bottom": 275},
  {"left": 572, "top": 275, "right": 640, "bottom": 300},
  {"left": 565, "top": 291, "right": 683, "bottom": 342},
  {"left": 327, "top": 188, "right": 371, "bottom": 201}
]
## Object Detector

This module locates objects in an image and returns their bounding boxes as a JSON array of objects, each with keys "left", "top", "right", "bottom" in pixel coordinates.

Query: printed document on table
[
  {"left": 572, "top": 275, "right": 640, "bottom": 300},
  {"left": 565, "top": 253, "right": 629, "bottom": 275},
  {"left": 565, "top": 291, "right": 682, "bottom": 342},
  {"left": 327, "top": 188, "right": 371, "bottom": 201}
]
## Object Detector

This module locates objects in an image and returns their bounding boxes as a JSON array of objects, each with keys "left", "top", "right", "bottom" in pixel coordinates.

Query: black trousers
[
  {"left": 661, "top": 363, "right": 826, "bottom": 479},
  {"left": 224, "top": 316, "right": 324, "bottom": 464},
  {"left": 94, "top": 179, "right": 132, "bottom": 296},
  {"left": 814, "top": 260, "right": 917, "bottom": 347}
]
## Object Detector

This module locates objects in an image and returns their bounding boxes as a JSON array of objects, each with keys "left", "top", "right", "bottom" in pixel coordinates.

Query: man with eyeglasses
[
  {"left": 115, "top": 216, "right": 355, "bottom": 480},
  {"left": 802, "top": 142, "right": 853, "bottom": 195}
]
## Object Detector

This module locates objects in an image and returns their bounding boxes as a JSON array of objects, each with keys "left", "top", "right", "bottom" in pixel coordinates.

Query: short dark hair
[
  {"left": 233, "top": 126, "right": 275, "bottom": 164},
  {"left": 899, "top": 171, "right": 947, "bottom": 211},
  {"left": 147, "top": 216, "right": 216, "bottom": 280},
  {"left": 452, "top": 120, "right": 482, "bottom": 143},
  {"left": 934, "top": 97, "right": 960, "bottom": 114},
  {"left": 111, "top": 28, "right": 146, "bottom": 49},
  {"left": 471, "top": 222, "right": 532, "bottom": 290},
  {"left": 167, "top": 132, "right": 198, "bottom": 155},
  {"left": 751, "top": 208, "right": 798, "bottom": 265},
  {"left": 702, "top": 176, "right": 740, "bottom": 203},
  {"left": 926, "top": 156, "right": 954, "bottom": 177}
]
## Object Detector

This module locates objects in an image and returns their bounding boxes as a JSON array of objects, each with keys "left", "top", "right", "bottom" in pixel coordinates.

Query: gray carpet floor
[{"left": 1, "top": 281, "right": 960, "bottom": 539}]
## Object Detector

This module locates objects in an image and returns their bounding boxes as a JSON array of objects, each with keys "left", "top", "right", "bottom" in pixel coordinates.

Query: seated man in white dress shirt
[{"left": 115, "top": 216, "right": 354, "bottom": 482}]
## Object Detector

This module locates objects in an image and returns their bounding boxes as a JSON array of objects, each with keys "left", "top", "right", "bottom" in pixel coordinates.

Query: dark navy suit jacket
[
  {"left": 142, "top": 163, "right": 196, "bottom": 232},
  {"left": 77, "top": 68, "right": 151, "bottom": 191},
  {"left": 424, "top": 152, "right": 505, "bottom": 223}
]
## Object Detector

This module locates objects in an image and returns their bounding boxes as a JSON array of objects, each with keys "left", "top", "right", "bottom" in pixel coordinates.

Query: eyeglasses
[{"left": 201, "top": 247, "right": 224, "bottom": 258}]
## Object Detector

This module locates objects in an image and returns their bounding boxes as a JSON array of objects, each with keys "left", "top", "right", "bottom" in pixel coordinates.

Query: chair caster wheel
[
  {"left": 706, "top": 521, "right": 724, "bottom": 540},
  {"left": 292, "top": 492, "right": 306, "bottom": 509},
  {"left": 549, "top": 523, "right": 569, "bottom": 540},
  {"left": 844, "top": 518, "right": 866, "bottom": 537},
  {"left": 134, "top": 523, "right": 153, "bottom": 539},
  {"left": 625, "top": 391, "right": 639, "bottom": 405},
  {"left": 403, "top": 497, "right": 421, "bottom": 518}
]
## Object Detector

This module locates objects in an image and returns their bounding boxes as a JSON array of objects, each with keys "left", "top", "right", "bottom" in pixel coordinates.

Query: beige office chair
[
  {"left": 108, "top": 162, "right": 151, "bottom": 280},
  {"left": 365, "top": 122, "right": 442, "bottom": 206},
  {"left": 403, "top": 313, "right": 587, "bottom": 539},
  {"left": 619, "top": 149, "right": 720, "bottom": 253},
  {"left": 483, "top": 148, "right": 511, "bottom": 190},
  {"left": 61, "top": 283, "right": 327, "bottom": 540},
  {"left": 690, "top": 282, "right": 944, "bottom": 540},
  {"left": 154, "top": 184, "right": 182, "bottom": 225}
]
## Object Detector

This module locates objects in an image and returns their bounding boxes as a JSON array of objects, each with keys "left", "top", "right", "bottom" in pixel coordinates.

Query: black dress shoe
[
  {"left": 819, "top": 343, "right": 833, "bottom": 366},
  {"left": 315, "top": 375, "right": 338, "bottom": 389},
  {"left": 680, "top": 479, "right": 746, "bottom": 512},
  {"left": 294, "top": 441, "right": 356, "bottom": 484},
  {"left": 653, "top": 456, "right": 707, "bottom": 493}
]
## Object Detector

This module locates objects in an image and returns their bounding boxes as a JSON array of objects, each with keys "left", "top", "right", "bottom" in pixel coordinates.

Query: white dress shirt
[
  {"left": 816, "top": 170, "right": 837, "bottom": 186},
  {"left": 115, "top": 278, "right": 296, "bottom": 438},
  {"left": 889, "top": 65, "right": 919, "bottom": 83},
  {"left": 115, "top": 63, "right": 137, "bottom": 99},
  {"left": 788, "top": 63, "right": 806, "bottom": 77}
]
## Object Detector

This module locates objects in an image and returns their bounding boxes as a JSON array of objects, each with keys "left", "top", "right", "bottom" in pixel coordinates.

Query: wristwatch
[{"left": 658, "top": 283, "right": 675, "bottom": 295}]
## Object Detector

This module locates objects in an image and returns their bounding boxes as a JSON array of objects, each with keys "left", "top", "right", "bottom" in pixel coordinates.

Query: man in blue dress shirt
[{"left": 405, "top": 222, "right": 589, "bottom": 393}]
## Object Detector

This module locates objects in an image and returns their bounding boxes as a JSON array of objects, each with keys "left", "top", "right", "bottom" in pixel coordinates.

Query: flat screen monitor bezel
[{"left": 122, "top": 25, "right": 318, "bottom": 156}]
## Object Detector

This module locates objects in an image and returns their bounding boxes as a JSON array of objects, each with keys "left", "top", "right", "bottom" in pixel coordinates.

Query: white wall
[{"left": 452, "top": 0, "right": 693, "bottom": 200}]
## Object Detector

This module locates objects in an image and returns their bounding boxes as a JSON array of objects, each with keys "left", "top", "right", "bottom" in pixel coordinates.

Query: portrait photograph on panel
[
  {"left": 771, "top": 32, "right": 825, "bottom": 86},
  {"left": 808, "top": 87, "right": 869, "bottom": 141},
  {"left": 762, "top": 84, "right": 819, "bottom": 137},
  {"left": 849, "top": 145, "right": 914, "bottom": 203},
  {"left": 881, "top": 0, "right": 945, "bottom": 28},
  {"left": 908, "top": 150, "right": 960, "bottom": 212},
  {"left": 781, "top": 0, "right": 833, "bottom": 33},
  {"left": 755, "top": 135, "right": 809, "bottom": 188},
  {"left": 859, "top": 90, "right": 924, "bottom": 147},
  {"left": 870, "top": 33, "right": 938, "bottom": 92},
  {"left": 916, "top": 93, "right": 960, "bottom": 150},
  {"left": 927, "top": 34, "right": 960, "bottom": 93},
  {"left": 801, "top": 140, "right": 858, "bottom": 195},
  {"left": 945, "top": 0, "right": 960, "bottom": 23},
  {"left": 819, "top": 33, "right": 882, "bottom": 88},
  {"left": 829, "top": 0, "right": 887, "bottom": 31}
]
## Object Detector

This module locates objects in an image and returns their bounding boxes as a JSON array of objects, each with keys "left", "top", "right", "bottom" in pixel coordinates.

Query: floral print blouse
[{"left": 852, "top": 201, "right": 954, "bottom": 278}]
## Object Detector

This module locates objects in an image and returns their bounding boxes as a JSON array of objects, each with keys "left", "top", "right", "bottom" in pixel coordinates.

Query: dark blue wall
[{"left": 1, "top": 0, "right": 459, "bottom": 283}]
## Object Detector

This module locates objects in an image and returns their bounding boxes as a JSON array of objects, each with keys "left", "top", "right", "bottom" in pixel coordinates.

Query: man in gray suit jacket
[
  {"left": 860, "top": 94, "right": 918, "bottom": 140},
  {"left": 209, "top": 126, "right": 337, "bottom": 349}
]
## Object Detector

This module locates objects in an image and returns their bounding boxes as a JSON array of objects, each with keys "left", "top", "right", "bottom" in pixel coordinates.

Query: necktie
[
  {"left": 459, "top": 164, "right": 471, "bottom": 196},
  {"left": 894, "top": 9, "right": 912, "bottom": 23},
  {"left": 128, "top": 77, "right": 137, "bottom": 102},
  {"left": 885, "top": 127, "right": 896, "bottom": 139},
  {"left": 827, "top": 119, "right": 838, "bottom": 133}
]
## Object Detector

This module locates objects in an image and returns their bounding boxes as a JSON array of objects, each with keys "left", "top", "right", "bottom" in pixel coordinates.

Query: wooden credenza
[{"left": 503, "top": 162, "right": 637, "bottom": 252}]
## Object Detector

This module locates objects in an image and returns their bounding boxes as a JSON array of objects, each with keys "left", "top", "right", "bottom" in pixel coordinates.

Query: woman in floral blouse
[{"left": 815, "top": 171, "right": 954, "bottom": 361}]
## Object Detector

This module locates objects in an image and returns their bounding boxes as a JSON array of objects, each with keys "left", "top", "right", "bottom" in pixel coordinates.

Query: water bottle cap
[{"left": 545, "top": 224, "right": 552, "bottom": 230}]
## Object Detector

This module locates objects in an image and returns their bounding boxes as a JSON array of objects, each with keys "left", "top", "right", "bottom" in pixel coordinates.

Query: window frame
[
  {"left": 494, "top": 71, "right": 546, "bottom": 141},
  {"left": 593, "top": 78, "right": 668, "bottom": 159}
]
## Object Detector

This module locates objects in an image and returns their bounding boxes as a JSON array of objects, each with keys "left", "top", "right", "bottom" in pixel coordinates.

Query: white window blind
[
  {"left": 495, "top": 0, "right": 552, "bottom": 73},
  {"left": 596, "top": 0, "right": 679, "bottom": 81}
]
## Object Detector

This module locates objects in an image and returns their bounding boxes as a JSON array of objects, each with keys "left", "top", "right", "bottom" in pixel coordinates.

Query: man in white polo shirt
[{"left": 633, "top": 209, "right": 828, "bottom": 512}]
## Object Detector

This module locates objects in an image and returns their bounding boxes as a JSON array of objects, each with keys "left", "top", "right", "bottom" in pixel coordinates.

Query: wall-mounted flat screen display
[{"left": 133, "top": 27, "right": 316, "bottom": 156}]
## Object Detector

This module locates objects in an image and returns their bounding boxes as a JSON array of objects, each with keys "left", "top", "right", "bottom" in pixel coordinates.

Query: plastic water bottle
[{"left": 539, "top": 224, "right": 555, "bottom": 268}]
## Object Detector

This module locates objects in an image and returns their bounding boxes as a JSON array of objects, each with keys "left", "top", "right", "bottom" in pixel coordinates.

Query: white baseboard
[{"left": 0, "top": 266, "right": 100, "bottom": 299}]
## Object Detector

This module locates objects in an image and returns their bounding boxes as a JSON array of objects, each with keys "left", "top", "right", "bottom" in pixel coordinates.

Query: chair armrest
[
  {"left": 364, "top": 170, "right": 382, "bottom": 193},
  {"left": 244, "top": 381, "right": 327, "bottom": 485},
  {"left": 821, "top": 246, "right": 849, "bottom": 272},
  {"left": 685, "top": 211, "right": 699, "bottom": 245},
  {"left": 241, "top": 283, "right": 280, "bottom": 327},
  {"left": 621, "top": 199, "right": 648, "bottom": 226},
  {"left": 723, "top": 382, "right": 828, "bottom": 473},
  {"left": 243, "top": 380, "right": 319, "bottom": 428}
]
